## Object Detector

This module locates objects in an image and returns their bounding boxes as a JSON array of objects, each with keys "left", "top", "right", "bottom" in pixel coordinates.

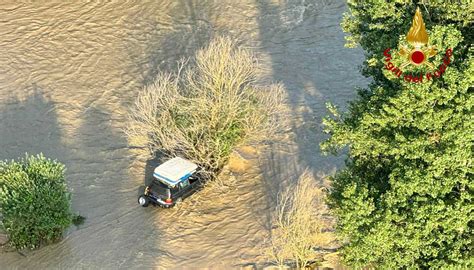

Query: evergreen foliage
[
  {"left": 322, "top": 1, "right": 473, "bottom": 268},
  {"left": 0, "top": 154, "right": 76, "bottom": 249}
]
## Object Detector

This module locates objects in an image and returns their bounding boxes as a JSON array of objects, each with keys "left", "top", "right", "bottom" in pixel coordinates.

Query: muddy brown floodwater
[{"left": 0, "top": 1, "right": 367, "bottom": 269}]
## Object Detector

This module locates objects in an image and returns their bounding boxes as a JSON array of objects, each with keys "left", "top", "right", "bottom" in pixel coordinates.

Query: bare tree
[
  {"left": 126, "top": 36, "right": 286, "bottom": 181},
  {"left": 267, "top": 170, "right": 327, "bottom": 268}
]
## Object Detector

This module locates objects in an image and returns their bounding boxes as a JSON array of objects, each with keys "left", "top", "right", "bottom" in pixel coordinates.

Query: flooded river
[{"left": 0, "top": 0, "right": 366, "bottom": 269}]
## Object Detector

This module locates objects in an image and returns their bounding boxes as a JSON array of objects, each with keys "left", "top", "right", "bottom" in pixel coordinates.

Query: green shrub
[
  {"left": 126, "top": 36, "right": 286, "bottom": 180},
  {"left": 322, "top": 1, "right": 473, "bottom": 268},
  {"left": 0, "top": 154, "right": 77, "bottom": 249}
]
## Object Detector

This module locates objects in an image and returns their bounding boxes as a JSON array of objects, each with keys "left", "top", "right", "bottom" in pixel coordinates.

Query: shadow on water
[
  {"left": 143, "top": 158, "right": 160, "bottom": 187},
  {"left": 127, "top": 0, "right": 216, "bottom": 88},
  {"left": 256, "top": 0, "right": 342, "bottom": 181},
  {"left": 0, "top": 86, "right": 162, "bottom": 268},
  {"left": 69, "top": 105, "right": 163, "bottom": 269},
  {"left": 254, "top": 0, "right": 367, "bottom": 233},
  {"left": 0, "top": 85, "right": 64, "bottom": 160}
]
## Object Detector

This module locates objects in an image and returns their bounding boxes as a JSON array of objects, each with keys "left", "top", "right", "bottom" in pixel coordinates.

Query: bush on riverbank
[
  {"left": 0, "top": 154, "right": 77, "bottom": 249},
  {"left": 126, "top": 36, "right": 285, "bottom": 180}
]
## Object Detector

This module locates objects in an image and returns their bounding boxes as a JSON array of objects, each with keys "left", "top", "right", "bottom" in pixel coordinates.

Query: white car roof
[{"left": 153, "top": 157, "right": 198, "bottom": 187}]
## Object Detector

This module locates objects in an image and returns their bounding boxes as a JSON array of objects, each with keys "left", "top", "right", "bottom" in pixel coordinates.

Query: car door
[{"left": 178, "top": 179, "right": 194, "bottom": 198}]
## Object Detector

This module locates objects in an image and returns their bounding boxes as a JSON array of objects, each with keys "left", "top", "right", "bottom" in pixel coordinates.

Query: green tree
[
  {"left": 322, "top": 1, "right": 473, "bottom": 268},
  {"left": 0, "top": 154, "right": 79, "bottom": 249}
]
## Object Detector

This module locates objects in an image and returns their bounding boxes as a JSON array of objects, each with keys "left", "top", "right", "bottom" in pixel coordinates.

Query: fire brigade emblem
[{"left": 399, "top": 7, "right": 437, "bottom": 69}]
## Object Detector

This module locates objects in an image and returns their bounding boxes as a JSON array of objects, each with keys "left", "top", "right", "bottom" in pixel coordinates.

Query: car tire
[{"left": 138, "top": 195, "right": 149, "bottom": 207}]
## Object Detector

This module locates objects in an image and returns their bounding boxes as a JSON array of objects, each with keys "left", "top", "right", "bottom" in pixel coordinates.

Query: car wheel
[{"left": 138, "top": 195, "right": 149, "bottom": 207}]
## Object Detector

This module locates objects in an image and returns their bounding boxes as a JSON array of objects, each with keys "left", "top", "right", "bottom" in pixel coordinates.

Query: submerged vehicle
[{"left": 138, "top": 157, "right": 203, "bottom": 208}]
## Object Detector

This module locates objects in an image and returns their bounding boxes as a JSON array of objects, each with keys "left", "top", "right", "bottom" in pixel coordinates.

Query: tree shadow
[
  {"left": 0, "top": 86, "right": 162, "bottom": 268},
  {"left": 61, "top": 105, "right": 162, "bottom": 269},
  {"left": 254, "top": 0, "right": 368, "bottom": 234},
  {"left": 0, "top": 85, "right": 65, "bottom": 160},
  {"left": 125, "top": 0, "right": 217, "bottom": 88},
  {"left": 143, "top": 157, "right": 160, "bottom": 187}
]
